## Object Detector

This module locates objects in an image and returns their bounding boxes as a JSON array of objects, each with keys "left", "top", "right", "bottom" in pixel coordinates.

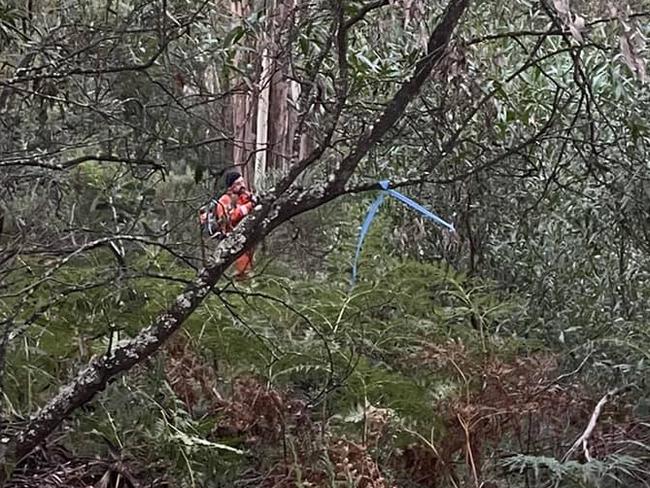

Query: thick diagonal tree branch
[
  {"left": 329, "top": 0, "right": 470, "bottom": 189},
  {"left": 5, "top": 0, "right": 471, "bottom": 465}
]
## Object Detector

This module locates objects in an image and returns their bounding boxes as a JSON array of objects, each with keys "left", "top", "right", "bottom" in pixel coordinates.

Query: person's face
[{"left": 230, "top": 176, "right": 246, "bottom": 194}]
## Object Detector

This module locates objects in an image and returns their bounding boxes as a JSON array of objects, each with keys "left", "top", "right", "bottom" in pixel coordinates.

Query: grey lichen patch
[
  {"left": 195, "top": 285, "right": 210, "bottom": 299},
  {"left": 228, "top": 232, "right": 247, "bottom": 252},
  {"left": 115, "top": 325, "right": 157, "bottom": 351},
  {"left": 300, "top": 182, "right": 326, "bottom": 200},
  {"left": 159, "top": 313, "right": 178, "bottom": 331},
  {"left": 265, "top": 205, "right": 281, "bottom": 222},
  {"left": 210, "top": 231, "right": 249, "bottom": 263},
  {"left": 136, "top": 326, "right": 161, "bottom": 345},
  {"left": 35, "top": 365, "right": 100, "bottom": 414},
  {"left": 110, "top": 341, "right": 145, "bottom": 362},
  {"left": 195, "top": 276, "right": 209, "bottom": 289},
  {"left": 175, "top": 294, "right": 192, "bottom": 309}
]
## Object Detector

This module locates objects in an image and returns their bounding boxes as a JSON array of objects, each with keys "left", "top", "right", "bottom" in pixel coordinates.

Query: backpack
[{"left": 199, "top": 197, "right": 227, "bottom": 240}]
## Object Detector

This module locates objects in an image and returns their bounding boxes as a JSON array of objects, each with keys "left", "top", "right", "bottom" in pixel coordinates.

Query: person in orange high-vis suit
[{"left": 215, "top": 171, "right": 256, "bottom": 279}]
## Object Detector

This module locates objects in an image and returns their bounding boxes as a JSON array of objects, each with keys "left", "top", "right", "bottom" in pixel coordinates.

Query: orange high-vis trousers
[{"left": 235, "top": 248, "right": 254, "bottom": 278}]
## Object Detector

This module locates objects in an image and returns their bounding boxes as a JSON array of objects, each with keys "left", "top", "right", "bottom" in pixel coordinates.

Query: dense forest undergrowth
[{"left": 3, "top": 209, "right": 650, "bottom": 487}]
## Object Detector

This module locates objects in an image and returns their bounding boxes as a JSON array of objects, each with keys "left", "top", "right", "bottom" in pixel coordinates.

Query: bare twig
[{"left": 562, "top": 385, "right": 634, "bottom": 462}]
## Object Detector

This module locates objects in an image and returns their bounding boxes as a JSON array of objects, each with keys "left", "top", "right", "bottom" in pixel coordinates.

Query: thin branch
[
  {"left": 344, "top": 0, "right": 390, "bottom": 30},
  {"left": 0, "top": 154, "right": 165, "bottom": 172},
  {"left": 468, "top": 11, "right": 650, "bottom": 45},
  {"left": 0, "top": 0, "right": 211, "bottom": 87},
  {"left": 0, "top": 235, "right": 192, "bottom": 300},
  {"left": 562, "top": 385, "right": 635, "bottom": 462}
]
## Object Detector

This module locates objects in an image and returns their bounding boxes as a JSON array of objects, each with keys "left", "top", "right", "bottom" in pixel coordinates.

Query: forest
[{"left": 1, "top": 0, "right": 650, "bottom": 486}]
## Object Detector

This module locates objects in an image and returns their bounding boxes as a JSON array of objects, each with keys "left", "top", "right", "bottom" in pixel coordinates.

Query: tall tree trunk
[
  {"left": 296, "top": 73, "right": 315, "bottom": 162},
  {"left": 260, "top": 0, "right": 307, "bottom": 186},
  {"left": 230, "top": 0, "right": 256, "bottom": 185},
  {"left": 204, "top": 64, "right": 229, "bottom": 182},
  {"left": 255, "top": 46, "right": 272, "bottom": 191},
  {"left": 248, "top": 0, "right": 314, "bottom": 189},
  {"left": 267, "top": 0, "right": 295, "bottom": 175}
]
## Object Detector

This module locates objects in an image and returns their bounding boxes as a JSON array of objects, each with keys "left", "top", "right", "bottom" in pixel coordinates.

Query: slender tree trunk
[
  {"left": 230, "top": 0, "right": 256, "bottom": 184},
  {"left": 249, "top": 0, "right": 313, "bottom": 188},
  {"left": 255, "top": 46, "right": 272, "bottom": 191},
  {"left": 264, "top": 0, "right": 302, "bottom": 183},
  {"left": 267, "top": 0, "right": 290, "bottom": 175},
  {"left": 286, "top": 0, "right": 314, "bottom": 165}
]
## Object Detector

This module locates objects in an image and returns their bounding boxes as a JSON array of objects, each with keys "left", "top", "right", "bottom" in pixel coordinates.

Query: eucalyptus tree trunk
[
  {"left": 254, "top": 44, "right": 271, "bottom": 191},
  {"left": 234, "top": 0, "right": 309, "bottom": 191},
  {"left": 266, "top": 0, "right": 292, "bottom": 176},
  {"left": 230, "top": 0, "right": 256, "bottom": 185},
  {"left": 257, "top": 0, "right": 305, "bottom": 190}
]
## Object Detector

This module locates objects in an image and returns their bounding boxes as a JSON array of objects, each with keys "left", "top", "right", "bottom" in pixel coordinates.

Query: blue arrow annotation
[{"left": 351, "top": 180, "right": 455, "bottom": 286}]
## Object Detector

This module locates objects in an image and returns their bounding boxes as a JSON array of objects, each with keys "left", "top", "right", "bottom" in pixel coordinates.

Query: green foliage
[
  {"left": 3, "top": 0, "right": 650, "bottom": 486},
  {"left": 3, "top": 219, "right": 518, "bottom": 484},
  {"left": 502, "top": 453, "right": 650, "bottom": 488}
]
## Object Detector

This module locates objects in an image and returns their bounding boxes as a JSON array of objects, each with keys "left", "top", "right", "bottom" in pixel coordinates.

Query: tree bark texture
[
  {"left": 230, "top": 0, "right": 256, "bottom": 183},
  {"left": 255, "top": 45, "right": 271, "bottom": 190}
]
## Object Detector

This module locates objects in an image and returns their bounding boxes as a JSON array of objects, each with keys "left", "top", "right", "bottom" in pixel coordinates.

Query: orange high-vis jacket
[{"left": 215, "top": 192, "right": 254, "bottom": 232}]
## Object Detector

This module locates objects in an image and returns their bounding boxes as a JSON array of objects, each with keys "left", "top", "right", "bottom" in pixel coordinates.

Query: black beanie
[{"left": 225, "top": 171, "right": 241, "bottom": 189}]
